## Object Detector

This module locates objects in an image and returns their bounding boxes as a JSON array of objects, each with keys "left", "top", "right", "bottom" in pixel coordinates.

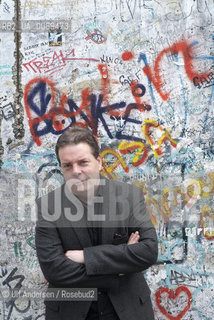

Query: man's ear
[{"left": 97, "top": 155, "right": 102, "bottom": 170}]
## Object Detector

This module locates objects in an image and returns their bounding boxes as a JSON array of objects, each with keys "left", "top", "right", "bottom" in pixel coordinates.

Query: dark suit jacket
[{"left": 35, "top": 176, "right": 158, "bottom": 320}]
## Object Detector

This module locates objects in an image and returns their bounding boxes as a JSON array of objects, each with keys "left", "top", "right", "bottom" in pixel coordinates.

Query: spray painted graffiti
[
  {"left": 138, "top": 40, "right": 212, "bottom": 101},
  {"left": 1, "top": 0, "right": 214, "bottom": 319},
  {"left": 0, "top": 267, "right": 31, "bottom": 319},
  {"left": 24, "top": 72, "right": 154, "bottom": 145},
  {"left": 23, "top": 49, "right": 100, "bottom": 75},
  {"left": 85, "top": 28, "right": 107, "bottom": 44},
  {"left": 156, "top": 286, "right": 192, "bottom": 320}
]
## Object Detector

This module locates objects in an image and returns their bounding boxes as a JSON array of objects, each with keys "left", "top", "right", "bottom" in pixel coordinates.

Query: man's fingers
[
  {"left": 65, "top": 251, "right": 70, "bottom": 258},
  {"left": 127, "top": 231, "right": 140, "bottom": 245}
]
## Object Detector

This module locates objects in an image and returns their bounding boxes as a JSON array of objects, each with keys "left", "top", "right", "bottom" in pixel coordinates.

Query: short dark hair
[{"left": 55, "top": 126, "right": 100, "bottom": 165}]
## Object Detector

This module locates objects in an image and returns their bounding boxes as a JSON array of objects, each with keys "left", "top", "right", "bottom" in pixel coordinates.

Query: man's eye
[
  {"left": 63, "top": 164, "right": 72, "bottom": 169},
  {"left": 81, "top": 160, "right": 88, "bottom": 164}
]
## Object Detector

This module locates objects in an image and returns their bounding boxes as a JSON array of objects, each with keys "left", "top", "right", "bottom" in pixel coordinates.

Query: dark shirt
[
  {"left": 80, "top": 191, "right": 120, "bottom": 320},
  {"left": 86, "top": 226, "right": 120, "bottom": 320}
]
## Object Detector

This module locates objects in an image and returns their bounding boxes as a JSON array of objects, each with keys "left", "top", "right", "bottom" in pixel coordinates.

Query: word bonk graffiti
[
  {"left": 24, "top": 63, "right": 153, "bottom": 145},
  {"left": 24, "top": 59, "right": 179, "bottom": 158}
]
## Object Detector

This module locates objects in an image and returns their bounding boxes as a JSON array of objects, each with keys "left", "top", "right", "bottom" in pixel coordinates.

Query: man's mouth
[{"left": 74, "top": 179, "right": 87, "bottom": 185}]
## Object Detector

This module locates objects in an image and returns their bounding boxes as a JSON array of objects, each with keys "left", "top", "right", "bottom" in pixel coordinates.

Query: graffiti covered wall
[{"left": 0, "top": 0, "right": 214, "bottom": 319}]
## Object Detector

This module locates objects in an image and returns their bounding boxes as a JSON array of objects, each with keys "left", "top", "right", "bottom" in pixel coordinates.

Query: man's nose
[{"left": 72, "top": 164, "right": 81, "bottom": 174}]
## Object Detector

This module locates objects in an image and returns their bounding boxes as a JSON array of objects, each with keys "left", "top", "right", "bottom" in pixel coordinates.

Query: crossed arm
[
  {"left": 36, "top": 221, "right": 157, "bottom": 288},
  {"left": 36, "top": 185, "right": 158, "bottom": 287},
  {"left": 65, "top": 231, "right": 141, "bottom": 264}
]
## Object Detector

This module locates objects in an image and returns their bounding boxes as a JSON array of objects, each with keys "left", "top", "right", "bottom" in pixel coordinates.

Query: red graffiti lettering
[
  {"left": 131, "top": 81, "right": 151, "bottom": 112},
  {"left": 143, "top": 40, "right": 211, "bottom": 100},
  {"left": 23, "top": 49, "right": 99, "bottom": 75}
]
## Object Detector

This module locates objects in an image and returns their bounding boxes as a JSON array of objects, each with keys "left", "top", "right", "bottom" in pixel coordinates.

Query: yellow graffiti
[
  {"left": 142, "top": 119, "right": 178, "bottom": 158},
  {"left": 196, "top": 172, "right": 214, "bottom": 198},
  {"left": 162, "top": 189, "right": 171, "bottom": 217},
  {"left": 183, "top": 173, "right": 214, "bottom": 203},
  {"left": 186, "top": 179, "right": 201, "bottom": 198},
  {"left": 101, "top": 148, "right": 129, "bottom": 179},
  {"left": 132, "top": 181, "right": 147, "bottom": 195},
  {"left": 144, "top": 172, "right": 214, "bottom": 222},
  {"left": 184, "top": 179, "right": 202, "bottom": 208},
  {"left": 145, "top": 196, "right": 169, "bottom": 227},
  {"left": 172, "top": 186, "right": 188, "bottom": 207},
  {"left": 118, "top": 141, "right": 148, "bottom": 166},
  {"left": 200, "top": 205, "right": 214, "bottom": 240}
]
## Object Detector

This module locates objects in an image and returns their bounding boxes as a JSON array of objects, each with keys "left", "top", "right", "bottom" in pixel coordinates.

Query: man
[{"left": 35, "top": 126, "right": 158, "bottom": 320}]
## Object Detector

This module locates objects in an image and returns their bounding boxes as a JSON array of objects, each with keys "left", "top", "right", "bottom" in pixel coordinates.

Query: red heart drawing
[{"left": 156, "top": 286, "right": 192, "bottom": 320}]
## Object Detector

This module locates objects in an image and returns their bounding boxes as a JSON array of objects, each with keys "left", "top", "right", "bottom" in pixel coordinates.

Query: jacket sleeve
[
  {"left": 35, "top": 198, "right": 119, "bottom": 289},
  {"left": 84, "top": 185, "right": 158, "bottom": 275}
]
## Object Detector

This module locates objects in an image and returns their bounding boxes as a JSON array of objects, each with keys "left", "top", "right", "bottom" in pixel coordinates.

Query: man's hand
[
  {"left": 127, "top": 231, "right": 140, "bottom": 245},
  {"left": 119, "top": 231, "right": 140, "bottom": 276},
  {"left": 65, "top": 250, "right": 84, "bottom": 264}
]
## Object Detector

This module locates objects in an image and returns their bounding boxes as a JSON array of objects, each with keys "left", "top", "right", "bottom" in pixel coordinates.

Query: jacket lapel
[{"left": 100, "top": 177, "right": 128, "bottom": 244}]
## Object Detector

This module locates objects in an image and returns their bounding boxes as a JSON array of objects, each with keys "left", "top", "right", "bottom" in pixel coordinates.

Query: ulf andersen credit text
[{"left": 1, "top": 288, "right": 97, "bottom": 301}]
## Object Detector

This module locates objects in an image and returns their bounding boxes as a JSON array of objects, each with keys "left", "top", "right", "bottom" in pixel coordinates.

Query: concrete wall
[{"left": 0, "top": 0, "right": 213, "bottom": 319}]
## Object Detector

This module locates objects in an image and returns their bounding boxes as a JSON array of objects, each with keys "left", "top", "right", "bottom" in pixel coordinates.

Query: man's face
[{"left": 58, "top": 143, "right": 102, "bottom": 198}]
